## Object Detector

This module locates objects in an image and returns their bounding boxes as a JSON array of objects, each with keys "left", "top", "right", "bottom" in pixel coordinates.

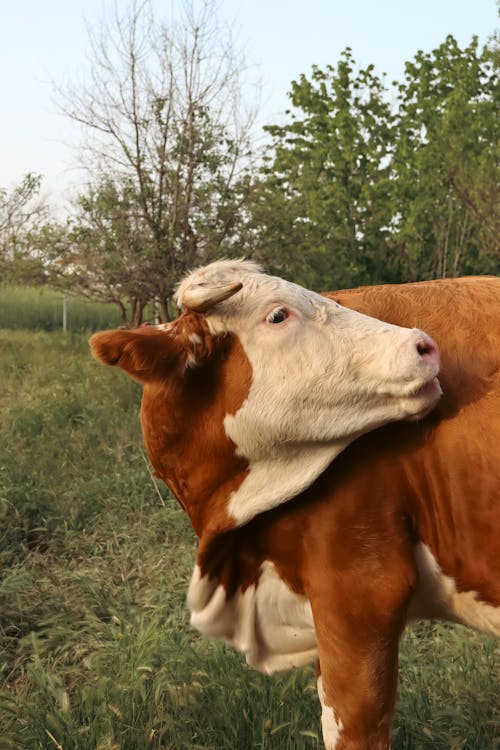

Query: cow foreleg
[
  {"left": 315, "top": 634, "right": 398, "bottom": 750},
  {"left": 309, "top": 565, "right": 414, "bottom": 749}
]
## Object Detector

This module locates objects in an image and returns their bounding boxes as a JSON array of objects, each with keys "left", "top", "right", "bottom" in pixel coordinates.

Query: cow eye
[{"left": 266, "top": 307, "right": 289, "bottom": 324}]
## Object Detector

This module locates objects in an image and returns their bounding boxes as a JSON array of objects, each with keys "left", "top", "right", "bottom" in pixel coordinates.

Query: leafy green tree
[
  {"left": 43, "top": 179, "right": 158, "bottom": 326},
  {"left": 249, "top": 36, "right": 498, "bottom": 289},
  {"left": 0, "top": 174, "right": 48, "bottom": 285},
  {"left": 393, "top": 35, "right": 499, "bottom": 279},
  {"left": 248, "top": 50, "right": 398, "bottom": 290}
]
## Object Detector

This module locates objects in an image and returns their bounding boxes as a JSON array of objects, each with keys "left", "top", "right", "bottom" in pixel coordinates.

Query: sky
[{"left": 1, "top": 0, "right": 498, "bottom": 207}]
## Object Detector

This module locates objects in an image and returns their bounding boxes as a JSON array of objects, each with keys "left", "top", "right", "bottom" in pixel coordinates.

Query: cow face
[{"left": 91, "top": 260, "right": 441, "bottom": 528}]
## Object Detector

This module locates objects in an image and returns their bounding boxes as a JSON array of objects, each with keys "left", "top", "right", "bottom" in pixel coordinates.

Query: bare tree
[{"left": 57, "top": 0, "right": 258, "bottom": 322}]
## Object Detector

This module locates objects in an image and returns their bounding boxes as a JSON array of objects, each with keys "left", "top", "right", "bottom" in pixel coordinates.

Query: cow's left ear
[{"left": 90, "top": 314, "right": 221, "bottom": 383}]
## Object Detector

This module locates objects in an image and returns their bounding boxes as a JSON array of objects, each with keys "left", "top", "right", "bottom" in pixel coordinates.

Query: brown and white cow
[{"left": 90, "top": 260, "right": 500, "bottom": 750}]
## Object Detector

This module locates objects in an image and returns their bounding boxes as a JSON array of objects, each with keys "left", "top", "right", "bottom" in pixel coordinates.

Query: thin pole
[{"left": 62, "top": 294, "right": 67, "bottom": 333}]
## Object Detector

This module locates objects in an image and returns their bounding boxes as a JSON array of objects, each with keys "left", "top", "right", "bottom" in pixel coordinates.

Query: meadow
[
  {"left": 0, "top": 286, "right": 121, "bottom": 332},
  {"left": 0, "top": 289, "right": 498, "bottom": 749}
]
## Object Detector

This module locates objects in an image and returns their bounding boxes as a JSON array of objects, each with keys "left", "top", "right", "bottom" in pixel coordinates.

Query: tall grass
[
  {"left": 0, "top": 286, "right": 121, "bottom": 331},
  {"left": 0, "top": 329, "right": 498, "bottom": 749}
]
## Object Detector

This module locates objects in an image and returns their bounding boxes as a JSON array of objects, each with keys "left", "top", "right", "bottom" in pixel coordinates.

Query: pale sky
[{"left": 1, "top": 0, "right": 498, "bottom": 207}]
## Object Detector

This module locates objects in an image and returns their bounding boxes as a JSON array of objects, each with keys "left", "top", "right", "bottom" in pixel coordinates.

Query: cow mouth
[{"left": 406, "top": 377, "right": 442, "bottom": 420}]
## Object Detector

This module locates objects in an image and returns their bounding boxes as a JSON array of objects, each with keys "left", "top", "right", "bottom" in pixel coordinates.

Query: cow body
[{"left": 91, "top": 263, "right": 499, "bottom": 750}]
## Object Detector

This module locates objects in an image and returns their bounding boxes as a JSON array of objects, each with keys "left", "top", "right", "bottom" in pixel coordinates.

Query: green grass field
[
  {"left": 0, "top": 321, "right": 498, "bottom": 748},
  {"left": 0, "top": 285, "right": 122, "bottom": 332}
]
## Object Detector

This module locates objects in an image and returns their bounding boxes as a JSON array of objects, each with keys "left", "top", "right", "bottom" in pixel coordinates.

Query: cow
[{"left": 90, "top": 260, "right": 500, "bottom": 750}]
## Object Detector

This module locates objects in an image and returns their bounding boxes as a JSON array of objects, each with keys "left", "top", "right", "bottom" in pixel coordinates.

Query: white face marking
[
  {"left": 410, "top": 543, "right": 500, "bottom": 636},
  {"left": 187, "top": 562, "right": 317, "bottom": 674},
  {"left": 178, "top": 260, "right": 441, "bottom": 526},
  {"left": 317, "top": 676, "right": 344, "bottom": 750}
]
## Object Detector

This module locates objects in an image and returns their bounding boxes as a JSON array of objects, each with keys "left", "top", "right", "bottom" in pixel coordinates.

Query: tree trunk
[
  {"left": 114, "top": 299, "right": 128, "bottom": 326},
  {"left": 130, "top": 297, "right": 147, "bottom": 327},
  {"left": 158, "top": 295, "right": 171, "bottom": 323}
]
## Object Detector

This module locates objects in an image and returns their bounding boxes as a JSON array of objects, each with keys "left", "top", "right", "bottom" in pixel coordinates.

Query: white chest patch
[
  {"left": 187, "top": 561, "right": 317, "bottom": 674},
  {"left": 409, "top": 543, "right": 500, "bottom": 636}
]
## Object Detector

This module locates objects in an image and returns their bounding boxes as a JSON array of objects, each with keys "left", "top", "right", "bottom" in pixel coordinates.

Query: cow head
[{"left": 90, "top": 260, "right": 441, "bottom": 531}]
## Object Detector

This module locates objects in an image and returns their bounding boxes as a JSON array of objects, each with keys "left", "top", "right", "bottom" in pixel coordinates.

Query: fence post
[{"left": 62, "top": 294, "right": 67, "bottom": 333}]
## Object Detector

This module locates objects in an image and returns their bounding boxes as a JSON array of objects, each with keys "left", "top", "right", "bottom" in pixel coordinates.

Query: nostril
[
  {"left": 417, "top": 340, "right": 433, "bottom": 356},
  {"left": 416, "top": 336, "right": 440, "bottom": 365}
]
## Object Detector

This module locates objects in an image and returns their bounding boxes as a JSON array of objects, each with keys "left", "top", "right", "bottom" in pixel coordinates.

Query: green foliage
[
  {"left": 394, "top": 35, "right": 499, "bottom": 279},
  {"left": 0, "top": 174, "right": 48, "bottom": 286},
  {"left": 252, "top": 50, "right": 396, "bottom": 290},
  {"left": 250, "top": 36, "right": 499, "bottom": 289},
  {"left": 59, "top": 179, "right": 162, "bottom": 327},
  {"left": 0, "top": 330, "right": 498, "bottom": 749},
  {"left": 0, "top": 286, "right": 121, "bottom": 331}
]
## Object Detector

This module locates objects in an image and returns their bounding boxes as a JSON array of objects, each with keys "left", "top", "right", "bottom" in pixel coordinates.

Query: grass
[
  {"left": 0, "top": 285, "right": 122, "bottom": 331},
  {"left": 0, "top": 327, "right": 498, "bottom": 749}
]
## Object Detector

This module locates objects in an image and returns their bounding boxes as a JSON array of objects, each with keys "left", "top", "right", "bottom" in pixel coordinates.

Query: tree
[
  {"left": 43, "top": 179, "right": 157, "bottom": 326},
  {"left": 247, "top": 50, "right": 399, "bottom": 291},
  {"left": 57, "top": 0, "right": 256, "bottom": 322},
  {"left": 393, "top": 35, "right": 499, "bottom": 279},
  {"left": 248, "top": 36, "right": 498, "bottom": 290},
  {"left": 0, "top": 174, "right": 49, "bottom": 285}
]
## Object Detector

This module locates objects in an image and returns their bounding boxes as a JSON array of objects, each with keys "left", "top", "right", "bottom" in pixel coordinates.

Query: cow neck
[{"left": 140, "top": 335, "right": 253, "bottom": 538}]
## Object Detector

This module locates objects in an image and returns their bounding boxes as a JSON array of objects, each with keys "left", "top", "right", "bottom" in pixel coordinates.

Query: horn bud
[{"left": 181, "top": 281, "right": 242, "bottom": 312}]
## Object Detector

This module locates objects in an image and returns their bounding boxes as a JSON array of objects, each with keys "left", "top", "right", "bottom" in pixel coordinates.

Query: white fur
[
  {"left": 317, "top": 676, "right": 344, "bottom": 750},
  {"left": 410, "top": 543, "right": 500, "bottom": 636},
  {"left": 178, "top": 260, "right": 441, "bottom": 526},
  {"left": 187, "top": 561, "right": 317, "bottom": 674}
]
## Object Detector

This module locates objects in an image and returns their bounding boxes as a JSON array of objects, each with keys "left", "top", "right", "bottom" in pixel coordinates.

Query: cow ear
[
  {"left": 90, "top": 315, "right": 221, "bottom": 383},
  {"left": 89, "top": 328, "right": 180, "bottom": 383}
]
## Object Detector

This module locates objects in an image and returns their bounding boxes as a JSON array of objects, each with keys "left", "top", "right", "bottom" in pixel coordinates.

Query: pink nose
[{"left": 416, "top": 335, "right": 440, "bottom": 368}]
